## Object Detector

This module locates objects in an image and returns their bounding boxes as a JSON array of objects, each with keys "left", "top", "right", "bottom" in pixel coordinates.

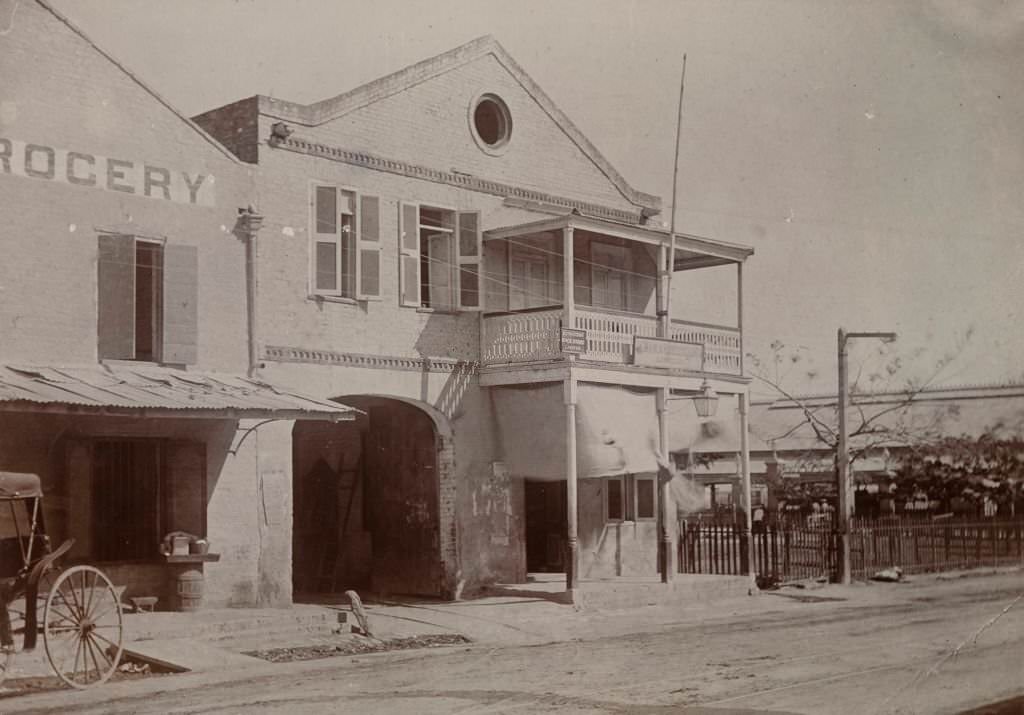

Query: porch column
[
  {"left": 656, "top": 243, "right": 670, "bottom": 338},
  {"left": 739, "top": 391, "right": 755, "bottom": 590},
  {"left": 564, "top": 375, "right": 579, "bottom": 595},
  {"left": 562, "top": 226, "right": 575, "bottom": 329},
  {"left": 657, "top": 387, "right": 673, "bottom": 582},
  {"left": 736, "top": 262, "right": 744, "bottom": 375}
]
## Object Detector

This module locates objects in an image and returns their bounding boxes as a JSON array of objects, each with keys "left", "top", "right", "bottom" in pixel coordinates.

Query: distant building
[{"left": 686, "top": 382, "right": 1024, "bottom": 518}]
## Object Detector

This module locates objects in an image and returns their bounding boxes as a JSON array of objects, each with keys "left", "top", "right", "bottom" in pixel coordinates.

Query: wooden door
[
  {"left": 525, "top": 480, "right": 567, "bottom": 572},
  {"left": 590, "top": 243, "right": 628, "bottom": 311},
  {"left": 509, "top": 251, "right": 550, "bottom": 310},
  {"left": 366, "top": 404, "right": 442, "bottom": 596}
]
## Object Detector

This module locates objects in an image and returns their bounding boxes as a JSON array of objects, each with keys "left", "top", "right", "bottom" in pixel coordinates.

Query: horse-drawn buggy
[{"left": 0, "top": 471, "right": 124, "bottom": 688}]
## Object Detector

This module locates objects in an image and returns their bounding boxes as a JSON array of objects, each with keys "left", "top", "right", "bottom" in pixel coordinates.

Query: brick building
[
  {"left": 0, "top": 0, "right": 353, "bottom": 608},
  {"left": 195, "top": 36, "right": 756, "bottom": 599}
]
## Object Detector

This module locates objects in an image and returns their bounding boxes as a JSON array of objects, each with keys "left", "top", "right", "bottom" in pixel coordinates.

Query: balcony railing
[{"left": 481, "top": 307, "right": 743, "bottom": 375}]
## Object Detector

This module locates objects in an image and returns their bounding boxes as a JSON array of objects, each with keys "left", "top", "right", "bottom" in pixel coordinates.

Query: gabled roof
[
  {"left": 35, "top": 0, "right": 240, "bottom": 164},
  {"left": 256, "top": 35, "right": 660, "bottom": 213}
]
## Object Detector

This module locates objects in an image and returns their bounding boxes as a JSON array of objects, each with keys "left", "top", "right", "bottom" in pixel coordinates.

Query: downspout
[{"left": 238, "top": 206, "right": 265, "bottom": 377}]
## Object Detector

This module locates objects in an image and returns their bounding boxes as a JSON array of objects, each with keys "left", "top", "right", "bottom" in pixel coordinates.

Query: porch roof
[
  {"left": 483, "top": 214, "right": 755, "bottom": 269},
  {"left": 0, "top": 364, "right": 356, "bottom": 421}
]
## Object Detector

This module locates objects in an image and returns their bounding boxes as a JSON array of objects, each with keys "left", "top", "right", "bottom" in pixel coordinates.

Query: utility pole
[
  {"left": 837, "top": 328, "right": 897, "bottom": 584},
  {"left": 655, "top": 54, "right": 688, "bottom": 584}
]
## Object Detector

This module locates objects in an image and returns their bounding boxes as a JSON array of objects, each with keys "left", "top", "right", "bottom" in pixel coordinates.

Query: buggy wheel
[{"left": 43, "top": 566, "right": 123, "bottom": 689}]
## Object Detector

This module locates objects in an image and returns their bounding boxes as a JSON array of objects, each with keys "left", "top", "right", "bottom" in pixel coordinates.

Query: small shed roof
[{"left": 0, "top": 364, "right": 356, "bottom": 421}]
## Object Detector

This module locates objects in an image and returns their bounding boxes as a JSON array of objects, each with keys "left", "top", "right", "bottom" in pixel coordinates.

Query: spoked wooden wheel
[{"left": 43, "top": 565, "right": 123, "bottom": 688}]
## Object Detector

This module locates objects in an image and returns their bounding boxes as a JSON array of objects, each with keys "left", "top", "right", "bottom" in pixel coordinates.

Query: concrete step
[{"left": 124, "top": 606, "right": 344, "bottom": 644}]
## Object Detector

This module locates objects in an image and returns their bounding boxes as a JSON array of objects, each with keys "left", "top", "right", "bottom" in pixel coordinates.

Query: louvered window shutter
[
  {"left": 398, "top": 202, "right": 420, "bottom": 307},
  {"left": 356, "top": 195, "right": 382, "bottom": 300},
  {"left": 162, "top": 244, "right": 199, "bottom": 364},
  {"left": 97, "top": 234, "right": 135, "bottom": 360},
  {"left": 456, "top": 211, "right": 482, "bottom": 310}
]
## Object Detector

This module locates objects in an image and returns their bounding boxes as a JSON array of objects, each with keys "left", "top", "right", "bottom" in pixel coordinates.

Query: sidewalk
[{"left": 2, "top": 567, "right": 1020, "bottom": 700}]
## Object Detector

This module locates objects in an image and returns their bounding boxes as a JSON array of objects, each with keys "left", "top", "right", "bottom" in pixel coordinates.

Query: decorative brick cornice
[
  {"left": 275, "top": 136, "right": 643, "bottom": 225},
  {"left": 263, "top": 345, "right": 479, "bottom": 374}
]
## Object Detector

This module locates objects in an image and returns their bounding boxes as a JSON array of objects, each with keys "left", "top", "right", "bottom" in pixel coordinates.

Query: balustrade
[{"left": 481, "top": 307, "right": 742, "bottom": 376}]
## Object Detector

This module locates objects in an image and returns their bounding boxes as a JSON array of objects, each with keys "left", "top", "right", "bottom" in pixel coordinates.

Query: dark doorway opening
[
  {"left": 292, "top": 397, "right": 442, "bottom": 599},
  {"left": 524, "top": 480, "right": 567, "bottom": 572}
]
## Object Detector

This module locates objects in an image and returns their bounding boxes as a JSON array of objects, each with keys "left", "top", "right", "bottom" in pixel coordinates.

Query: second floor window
[
  {"left": 97, "top": 234, "right": 197, "bottom": 364},
  {"left": 311, "top": 184, "right": 381, "bottom": 300},
  {"left": 399, "top": 202, "right": 481, "bottom": 311}
]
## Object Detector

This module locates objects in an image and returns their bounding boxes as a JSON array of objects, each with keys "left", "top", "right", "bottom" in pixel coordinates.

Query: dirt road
[{"left": 5, "top": 575, "right": 1023, "bottom": 714}]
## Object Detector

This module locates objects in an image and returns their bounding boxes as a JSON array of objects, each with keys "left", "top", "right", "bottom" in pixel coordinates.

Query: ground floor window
[
  {"left": 72, "top": 439, "right": 206, "bottom": 562},
  {"left": 605, "top": 475, "right": 657, "bottom": 522}
]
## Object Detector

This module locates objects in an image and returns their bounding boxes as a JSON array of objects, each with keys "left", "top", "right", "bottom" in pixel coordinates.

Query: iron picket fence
[
  {"left": 677, "top": 518, "right": 837, "bottom": 583},
  {"left": 850, "top": 517, "right": 1024, "bottom": 579}
]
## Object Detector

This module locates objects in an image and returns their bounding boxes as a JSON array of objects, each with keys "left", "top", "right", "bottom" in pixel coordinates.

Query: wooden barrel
[{"left": 175, "top": 568, "right": 204, "bottom": 611}]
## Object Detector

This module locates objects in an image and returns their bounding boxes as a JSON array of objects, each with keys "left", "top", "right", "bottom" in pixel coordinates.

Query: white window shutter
[
  {"left": 311, "top": 185, "right": 340, "bottom": 295},
  {"left": 162, "top": 243, "right": 199, "bottom": 365},
  {"left": 456, "top": 211, "right": 482, "bottom": 310},
  {"left": 356, "top": 195, "right": 382, "bottom": 300},
  {"left": 398, "top": 202, "right": 420, "bottom": 307},
  {"left": 97, "top": 234, "right": 136, "bottom": 360}
]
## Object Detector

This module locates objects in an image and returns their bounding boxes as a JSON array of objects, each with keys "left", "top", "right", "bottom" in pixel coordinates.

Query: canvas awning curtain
[{"left": 491, "top": 382, "right": 740, "bottom": 480}]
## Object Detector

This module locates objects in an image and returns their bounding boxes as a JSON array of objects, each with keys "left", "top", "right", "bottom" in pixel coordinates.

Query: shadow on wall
[{"left": 413, "top": 312, "right": 479, "bottom": 420}]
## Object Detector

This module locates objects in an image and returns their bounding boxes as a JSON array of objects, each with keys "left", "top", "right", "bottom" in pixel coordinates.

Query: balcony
[
  {"left": 482, "top": 307, "right": 743, "bottom": 376},
  {"left": 479, "top": 214, "right": 752, "bottom": 378}
]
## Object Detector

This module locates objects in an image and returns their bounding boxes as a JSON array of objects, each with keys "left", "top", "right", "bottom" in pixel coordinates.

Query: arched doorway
[{"left": 292, "top": 396, "right": 447, "bottom": 598}]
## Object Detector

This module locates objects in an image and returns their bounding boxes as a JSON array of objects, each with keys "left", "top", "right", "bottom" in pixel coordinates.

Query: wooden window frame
[
  {"left": 310, "top": 183, "right": 358, "bottom": 299},
  {"left": 87, "top": 438, "right": 207, "bottom": 563},
  {"left": 605, "top": 474, "right": 657, "bottom": 523},
  {"left": 605, "top": 476, "right": 626, "bottom": 523},
  {"left": 633, "top": 475, "right": 657, "bottom": 522},
  {"left": 98, "top": 233, "right": 192, "bottom": 364},
  {"left": 398, "top": 202, "right": 481, "bottom": 311}
]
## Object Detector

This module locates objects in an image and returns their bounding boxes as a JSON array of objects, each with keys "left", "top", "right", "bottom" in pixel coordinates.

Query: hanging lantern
[{"left": 692, "top": 379, "right": 719, "bottom": 418}]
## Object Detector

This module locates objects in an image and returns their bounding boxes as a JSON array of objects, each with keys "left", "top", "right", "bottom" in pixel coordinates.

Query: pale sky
[{"left": 51, "top": 0, "right": 1024, "bottom": 396}]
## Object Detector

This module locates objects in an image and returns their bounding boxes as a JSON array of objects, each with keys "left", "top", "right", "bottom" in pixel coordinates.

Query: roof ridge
[
  {"left": 752, "top": 378, "right": 1024, "bottom": 406},
  {"left": 36, "top": 0, "right": 241, "bottom": 164}
]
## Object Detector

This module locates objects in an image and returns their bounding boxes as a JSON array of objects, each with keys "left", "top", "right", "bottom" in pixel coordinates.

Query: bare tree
[{"left": 746, "top": 329, "right": 974, "bottom": 491}]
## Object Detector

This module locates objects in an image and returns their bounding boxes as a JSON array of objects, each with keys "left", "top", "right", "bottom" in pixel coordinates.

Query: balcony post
[
  {"left": 737, "top": 262, "right": 744, "bottom": 375},
  {"left": 657, "top": 387, "right": 673, "bottom": 583},
  {"left": 562, "top": 226, "right": 575, "bottom": 333},
  {"left": 564, "top": 374, "right": 579, "bottom": 598}
]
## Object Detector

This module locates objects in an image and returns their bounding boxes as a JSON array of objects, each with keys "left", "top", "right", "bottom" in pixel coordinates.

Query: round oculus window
[{"left": 471, "top": 94, "right": 511, "bottom": 151}]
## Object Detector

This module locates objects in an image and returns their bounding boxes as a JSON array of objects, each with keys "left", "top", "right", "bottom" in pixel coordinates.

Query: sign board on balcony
[
  {"left": 560, "top": 327, "right": 587, "bottom": 355},
  {"left": 633, "top": 336, "right": 703, "bottom": 370}
]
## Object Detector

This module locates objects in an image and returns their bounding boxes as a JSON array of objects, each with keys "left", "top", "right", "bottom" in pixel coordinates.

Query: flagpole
[{"left": 657, "top": 53, "right": 688, "bottom": 583}]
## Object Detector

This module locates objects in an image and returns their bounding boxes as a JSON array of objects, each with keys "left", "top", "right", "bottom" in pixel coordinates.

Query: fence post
[
  {"left": 975, "top": 523, "right": 982, "bottom": 567},
  {"left": 740, "top": 524, "right": 750, "bottom": 575}
]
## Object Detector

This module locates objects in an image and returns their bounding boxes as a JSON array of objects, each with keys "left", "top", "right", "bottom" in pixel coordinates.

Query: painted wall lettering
[{"left": 0, "top": 137, "right": 216, "bottom": 206}]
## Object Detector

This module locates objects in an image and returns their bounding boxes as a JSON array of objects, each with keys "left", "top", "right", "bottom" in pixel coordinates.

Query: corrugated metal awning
[{"left": 0, "top": 364, "right": 356, "bottom": 421}]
